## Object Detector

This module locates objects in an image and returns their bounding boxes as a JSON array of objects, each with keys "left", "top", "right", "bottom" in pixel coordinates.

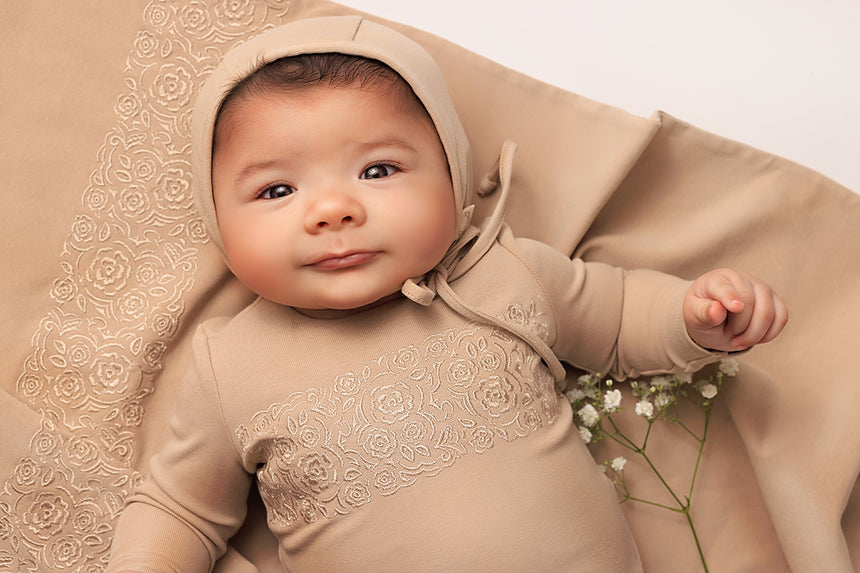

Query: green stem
[
  {"left": 676, "top": 418, "right": 704, "bottom": 442},
  {"left": 583, "top": 373, "right": 721, "bottom": 573},
  {"left": 686, "top": 406, "right": 711, "bottom": 501},
  {"left": 621, "top": 495, "right": 685, "bottom": 513},
  {"left": 604, "top": 416, "right": 640, "bottom": 451},
  {"left": 685, "top": 509, "right": 708, "bottom": 573},
  {"left": 637, "top": 448, "right": 686, "bottom": 509},
  {"left": 641, "top": 416, "right": 656, "bottom": 449}
]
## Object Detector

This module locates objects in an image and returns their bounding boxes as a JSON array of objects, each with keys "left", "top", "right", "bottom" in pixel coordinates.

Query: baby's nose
[{"left": 304, "top": 191, "right": 366, "bottom": 232}]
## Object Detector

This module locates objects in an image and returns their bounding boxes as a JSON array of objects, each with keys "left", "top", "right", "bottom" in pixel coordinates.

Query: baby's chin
[{"left": 266, "top": 289, "right": 407, "bottom": 318}]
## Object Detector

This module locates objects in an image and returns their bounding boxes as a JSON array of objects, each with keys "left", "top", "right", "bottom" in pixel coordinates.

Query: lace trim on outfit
[{"left": 237, "top": 321, "right": 560, "bottom": 529}]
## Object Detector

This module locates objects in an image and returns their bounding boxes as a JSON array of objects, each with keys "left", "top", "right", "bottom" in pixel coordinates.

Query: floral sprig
[{"left": 565, "top": 357, "right": 740, "bottom": 572}]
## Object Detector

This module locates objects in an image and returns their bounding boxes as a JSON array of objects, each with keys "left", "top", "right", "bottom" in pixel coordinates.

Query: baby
[{"left": 108, "top": 15, "right": 787, "bottom": 573}]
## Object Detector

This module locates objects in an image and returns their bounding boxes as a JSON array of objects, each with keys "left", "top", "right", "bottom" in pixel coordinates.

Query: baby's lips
[{"left": 307, "top": 250, "right": 379, "bottom": 270}]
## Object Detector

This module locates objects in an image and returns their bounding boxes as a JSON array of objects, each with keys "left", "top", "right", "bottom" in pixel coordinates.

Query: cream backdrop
[{"left": 339, "top": 0, "right": 860, "bottom": 194}]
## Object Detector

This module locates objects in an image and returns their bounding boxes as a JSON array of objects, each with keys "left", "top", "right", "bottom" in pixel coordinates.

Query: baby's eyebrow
[
  {"left": 228, "top": 139, "right": 419, "bottom": 186},
  {"left": 353, "top": 138, "right": 419, "bottom": 154},
  {"left": 232, "top": 159, "right": 283, "bottom": 186}
]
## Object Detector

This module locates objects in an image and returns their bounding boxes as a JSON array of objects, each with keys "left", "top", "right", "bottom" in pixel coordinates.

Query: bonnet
[
  {"left": 191, "top": 16, "right": 556, "bottom": 375},
  {"left": 192, "top": 15, "right": 475, "bottom": 257}
]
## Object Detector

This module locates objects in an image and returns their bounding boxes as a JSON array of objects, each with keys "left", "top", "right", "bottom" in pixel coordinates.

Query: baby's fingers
[
  {"left": 698, "top": 269, "right": 754, "bottom": 316},
  {"left": 728, "top": 285, "right": 788, "bottom": 350},
  {"left": 759, "top": 292, "right": 789, "bottom": 344},
  {"left": 694, "top": 298, "right": 728, "bottom": 329}
]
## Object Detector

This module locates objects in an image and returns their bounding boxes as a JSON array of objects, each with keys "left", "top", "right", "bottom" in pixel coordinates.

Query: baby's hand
[{"left": 683, "top": 268, "right": 788, "bottom": 352}]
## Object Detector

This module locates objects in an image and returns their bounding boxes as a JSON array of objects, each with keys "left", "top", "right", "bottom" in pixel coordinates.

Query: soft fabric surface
[{"left": 1, "top": 1, "right": 857, "bottom": 571}]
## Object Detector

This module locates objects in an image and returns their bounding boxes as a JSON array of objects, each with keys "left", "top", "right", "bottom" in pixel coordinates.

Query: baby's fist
[{"left": 683, "top": 268, "right": 788, "bottom": 352}]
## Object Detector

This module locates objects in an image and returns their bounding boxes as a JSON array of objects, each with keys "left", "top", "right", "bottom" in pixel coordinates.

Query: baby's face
[{"left": 211, "top": 83, "right": 456, "bottom": 311}]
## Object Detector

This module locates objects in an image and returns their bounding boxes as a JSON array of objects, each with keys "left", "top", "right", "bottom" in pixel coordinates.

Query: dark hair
[{"left": 214, "top": 53, "right": 430, "bottom": 147}]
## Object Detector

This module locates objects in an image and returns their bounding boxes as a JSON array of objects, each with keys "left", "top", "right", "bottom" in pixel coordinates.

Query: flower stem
[
  {"left": 573, "top": 368, "right": 733, "bottom": 573},
  {"left": 636, "top": 447, "right": 686, "bottom": 509},
  {"left": 621, "top": 495, "right": 684, "bottom": 513},
  {"left": 604, "top": 416, "right": 640, "bottom": 451},
  {"left": 607, "top": 408, "right": 711, "bottom": 572},
  {"left": 685, "top": 510, "right": 708, "bottom": 573},
  {"left": 676, "top": 418, "right": 704, "bottom": 442},
  {"left": 687, "top": 407, "right": 711, "bottom": 502}
]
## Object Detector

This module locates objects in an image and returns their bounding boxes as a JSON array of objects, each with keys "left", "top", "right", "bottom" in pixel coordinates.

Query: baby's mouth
[{"left": 307, "top": 251, "right": 379, "bottom": 270}]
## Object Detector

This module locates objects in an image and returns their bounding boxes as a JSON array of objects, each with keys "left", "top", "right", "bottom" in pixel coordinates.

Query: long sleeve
[
  {"left": 107, "top": 326, "right": 253, "bottom": 573},
  {"left": 499, "top": 229, "right": 721, "bottom": 379}
]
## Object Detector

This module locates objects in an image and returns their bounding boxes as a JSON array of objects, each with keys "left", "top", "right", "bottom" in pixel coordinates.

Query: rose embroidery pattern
[
  {"left": 2, "top": 2, "right": 293, "bottom": 571},
  {"left": 237, "top": 323, "right": 561, "bottom": 529}
]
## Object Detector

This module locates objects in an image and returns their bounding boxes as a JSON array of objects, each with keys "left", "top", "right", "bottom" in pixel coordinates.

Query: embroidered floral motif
[
  {"left": 2, "top": 1, "right": 293, "bottom": 570},
  {"left": 503, "top": 299, "right": 551, "bottom": 344},
  {"left": 238, "top": 324, "right": 561, "bottom": 530}
]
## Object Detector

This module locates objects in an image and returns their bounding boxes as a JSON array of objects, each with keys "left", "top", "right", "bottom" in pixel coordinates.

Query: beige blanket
[{"left": 2, "top": 1, "right": 857, "bottom": 571}]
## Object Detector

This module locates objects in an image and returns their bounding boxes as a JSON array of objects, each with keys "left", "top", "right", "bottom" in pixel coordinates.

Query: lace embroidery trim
[
  {"left": 1, "top": 2, "right": 292, "bottom": 570},
  {"left": 237, "top": 323, "right": 560, "bottom": 529}
]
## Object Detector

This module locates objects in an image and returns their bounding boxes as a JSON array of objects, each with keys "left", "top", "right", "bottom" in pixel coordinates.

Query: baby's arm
[
  {"left": 504, "top": 230, "right": 724, "bottom": 378},
  {"left": 683, "top": 268, "right": 788, "bottom": 351},
  {"left": 107, "top": 326, "right": 253, "bottom": 573}
]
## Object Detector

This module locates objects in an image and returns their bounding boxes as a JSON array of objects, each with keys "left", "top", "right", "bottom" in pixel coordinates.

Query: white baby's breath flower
[
  {"left": 610, "top": 456, "right": 627, "bottom": 472},
  {"left": 584, "top": 386, "right": 600, "bottom": 400},
  {"left": 654, "top": 392, "right": 672, "bottom": 410},
  {"left": 578, "top": 426, "right": 592, "bottom": 444},
  {"left": 650, "top": 375, "right": 670, "bottom": 389},
  {"left": 676, "top": 372, "right": 693, "bottom": 385},
  {"left": 565, "top": 388, "right": 585, "bottom": 403},
  {"left": 635, "top": 399, "right": 654, "bottom": 418},
  {"left": 603, "top": 389, "right": 622, "bottom": 413},
  {"left": 578, "top": 404, "right": 600, "bottom": 428},
  {"left": 719, "top": 357, "right": 740, "bottom": 377},
  {"left": 699, "top": 383, "right": 718, "bottom": 399}
]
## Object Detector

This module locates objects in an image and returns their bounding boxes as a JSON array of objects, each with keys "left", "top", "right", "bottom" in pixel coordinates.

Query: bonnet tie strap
[
  {"left": 447, "top": 140, "right": 517, "bottom": 282},
  {"left": 400, "top": 140, "right": 566, "bottom": 382},
  {"left": 400, "top": 139, "right": 519, "bottom": 307},
  {"left": 401, "top": 224, "right": 480, "bottom": 306},
  {"left": 400, "top": 276, "right": 437, "bottom": 306},
  {"left": 435, "top": 276, "right": 567, "bottom": 382}
]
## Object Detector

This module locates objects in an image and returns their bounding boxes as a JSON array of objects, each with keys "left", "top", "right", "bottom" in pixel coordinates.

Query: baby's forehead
[
  {"left": 216, "top": 83, "right": 424, "bottom": 142},
  {"left": 221, "top": 54, "right": 413, "bottom": 112},
  {"left": 214, "top": 53, "right": 432, "bottom": 139}
]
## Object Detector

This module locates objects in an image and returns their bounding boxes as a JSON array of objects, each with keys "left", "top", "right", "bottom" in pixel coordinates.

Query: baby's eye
[
  {"left": 259, "top": 184, "right": 294, "bottom": 200},
  {"left": 360, "top": 163, "right": 400, "bottom": 180}
]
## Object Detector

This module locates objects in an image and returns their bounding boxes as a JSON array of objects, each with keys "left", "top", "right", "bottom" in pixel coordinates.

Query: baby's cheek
[{"left": 224, "top": 246, "right": 271, "bottom": 292}]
